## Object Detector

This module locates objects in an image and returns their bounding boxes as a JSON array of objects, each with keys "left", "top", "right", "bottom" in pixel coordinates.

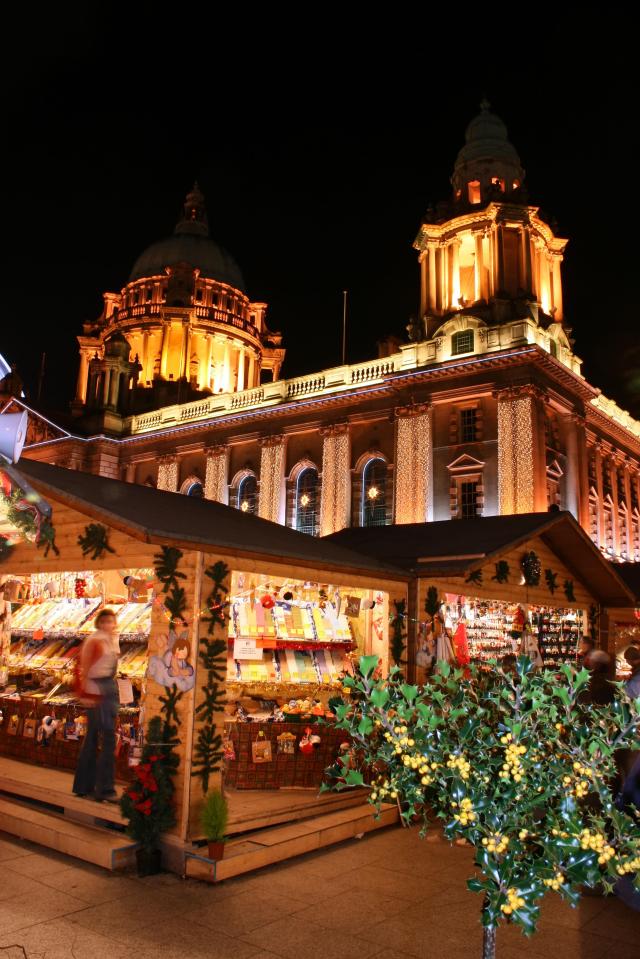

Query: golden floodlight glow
[
  {"left": 240, "top": 500, "right": 249, "bottom": 512},
  {"left": 367, "top": 485, "right": 379, "bottom": 500},
  {"left": 299, "top": 492, "right": 310, "bottom": 507}
]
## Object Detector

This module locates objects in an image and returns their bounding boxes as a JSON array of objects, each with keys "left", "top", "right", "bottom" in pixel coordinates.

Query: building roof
[
  {"left": 16, "top": 459, "right": 406, "bottom": 581},
  {"left": 612, "top": 563, "right": 640, "bottom": 602},
  {"left": 129, "top": 184, "right": 245, "bottom": 291},
  {"left": 326, "top": 512, "right": 635, "bottom": 607}
]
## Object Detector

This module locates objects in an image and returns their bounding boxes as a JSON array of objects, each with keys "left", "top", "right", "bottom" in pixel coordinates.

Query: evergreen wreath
[
  {"left": 154, "top": 546, "right": 187, "bottom": 626},
  {"left": 78, "top": 523, "right": 115, "bottom": 561},
  {"left": 120, "top": 684, "right": 183, "bottom": 852},
  {"left": 192, "top": 561, "right": 229, "bottom": 792},
  {"left": 545, "top": 568, "right": 558, "bottom": 594},
  {"left": 521, "top": 551, "right": 541, "bottom": 587},
  {"left": 492, "top": 561, "right": 510, "bottom": 584},
  {"left": 0, "top": 488, "right": 59, "bottom": 557},
  {"left": 390, "top": 599, "right": 406, "bottom": 666}
]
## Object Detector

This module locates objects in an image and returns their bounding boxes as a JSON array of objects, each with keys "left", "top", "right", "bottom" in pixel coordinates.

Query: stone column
[
  {"left": 142, "top": 332, "right": 150, "bottom": 384},
  {"left": 102, "top": 369, "right": 111, "bottom": 407},
  {"left": 474, "top": 233, "right": 483, "bottom": 302},
  {"left": 157, "top": 454, "right": 179, "bottom": 492},
  {"left": 204, "top": 445, "right": 229, "bottom": 504},
  {"left": 75, "top": 350, "right": 90, "bottom": 403},
  {"left": 237, "top": 347, "right": 245, "bottom": 392},
  {"left": 125, "top": 462, "right": 136, "bottom": 483},
  {"left": 594, "top": 444, "right": 605, "bottom": 549},
  {"left": 160, "top": 322, "right": 170, "bottom": 378},
  {"left": 428, "top": 242, "right": 437, "bottom": 315},
  {"left": 451, "top": 238, "right": 461, "bottom": 308},
  {"left": 108, "top": 368, "right": 120, "bottom": 408},
  {"left": 610, "top": 457, "right": 621, "bottom": 557},
  {"left": 552, "top": 255, "right": 564, "bottom": 321},
  {"left": 520, "top": 228, "right": 533, "bottom": 293},
  {"left": 206, "top": 336, "right": 214, "bottom": 391},
  {"left": 420, "top": 253, "right": 427, "bottom": 317},
  {"left": 394, "top": 402, "right": 431, "bottom": 524},
  {"left": 564, "top": 413, "right": 590, "bottom": 531},
  {"left": 495, "top": 225, "right": 505, "bottom": 292},
  {"left": 319, "top": 423, "right": 351, "bottom": 535},
  {"left": 247, "top": 351, "right": 256, "bottom": 389},
  {"left": 496, "top": 386, "right": 540, "bottom": 514},
  {"left": 223, "top": 340, "right": 231, "bottom": 392},
  {"left": 181, "top": 322, "right": 191, "bottom": 380},
  {"left": 257, "top": 435, "right": 286, "bottom": 524}
]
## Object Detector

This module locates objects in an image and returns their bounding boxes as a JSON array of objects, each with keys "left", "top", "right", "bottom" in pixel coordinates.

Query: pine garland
[
  {"left": 545, "top": 568, "right": 558, "bottom": 594},
  {"left": 154, "top": 546, "right": 187, "bottom": 626},
  {"left": 192, "top": 561, "right": 229, "bottom": 792},
  {"left": 390, "top": 599, "right": 407, "bottom": 666},
  {"left": 424, "top": 586, "right": 441, "bottom": 618},
  {"left": 78, "top": 523, "right": 115, "bottom": 560},
  {"left": 492, "top": 561, "right": 510, "bottom": 584},
  {"left": 0, "top": 488, "right": 59, "bottom": 557}
]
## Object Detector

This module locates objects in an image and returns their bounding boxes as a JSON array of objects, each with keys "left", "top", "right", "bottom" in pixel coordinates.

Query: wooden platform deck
[{"left": 185, "top": 802, "right": 399, "bottom": 881}]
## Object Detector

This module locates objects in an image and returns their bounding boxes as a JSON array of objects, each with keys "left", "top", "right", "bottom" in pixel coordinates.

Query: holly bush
[
  {"left": 121, "top": 715, "right": 177, "bottom": 852},
  {"left": 324, "top": 655, "right": 640, "bottom": 949}
]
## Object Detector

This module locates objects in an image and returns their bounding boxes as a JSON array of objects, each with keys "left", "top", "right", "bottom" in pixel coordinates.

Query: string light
[
  {"left": 240, "top": 500, "right": 249, "bottom": 512},
  {"left": 319, "top": 427, "right": 350, "bottom": 535},
  {"left": 395, "top": 408, "right": 430, "bottom": 523},
  {"left": 498, "top": 391, "right": 534, "bottom": 514},
  {"left": 157, "top": 457, "right": 178, "bottom": 492},
  {"left": 299, "top": 492, "right": 310, "bottom": 507},
  {"left": 367, "top": 485, "right": 379, "bottom": 500},
  {"left": 258, "top": 438, "right": 285, "bottom": 523},
  {"left": 204, "top": 447, "right": 228, "bottom": 502}
]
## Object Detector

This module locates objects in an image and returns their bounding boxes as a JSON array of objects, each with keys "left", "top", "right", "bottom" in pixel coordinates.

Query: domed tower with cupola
[
  {"left": 72, "top": 183, "right": 285, "bottom": 434},
  {"left": 413, "top": 101, "right": 573, "bottom": 365}
]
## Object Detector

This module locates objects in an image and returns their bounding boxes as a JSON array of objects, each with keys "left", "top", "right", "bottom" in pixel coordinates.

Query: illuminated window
[
  {"left": 185, "top": 481, "right": 204, "bottom": 498},
  {"left": 295, "top": 467, "right": 318, "bottom": 535},
  {"left": 452, "top": 330, "right": 474, "bottom": 355},
  {"left": 459, "top": 480, "right": 480, "bottom": 519},
  {"left": 362, "top": 458, "right": 388, "bottom": 527},
  {"left": 460, "top": 407, "right": 478, "bottom": 443},
  {"left": 195, "top": 289, "right": 203, "bottom": 302},
  {"left": 512, "top": 180, "right": 520, "bottom": 190},
  {"left": 468, "top": 180, "right": 481, "bottom": 204},
  {"left": 237, "top": 474, "right": 257, "bottom": 514},
  {"left": 491, "top": 177, "right": 505, "bottom": 192}
]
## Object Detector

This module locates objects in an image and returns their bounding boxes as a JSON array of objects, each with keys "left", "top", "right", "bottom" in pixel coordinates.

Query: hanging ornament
[
  {"left": 261, "top": 593, "right": 275, "bottom": 609},
  {"left": 521, "top": 551, "right": 541, "bottom": 587},
  {"left": 74, "top": 577, "right": 87, "bottom": 598}
]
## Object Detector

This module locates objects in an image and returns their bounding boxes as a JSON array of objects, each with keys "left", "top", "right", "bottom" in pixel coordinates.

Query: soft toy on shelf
[{"left": 37, "top": 715, "right": 61, "bottom": 745}]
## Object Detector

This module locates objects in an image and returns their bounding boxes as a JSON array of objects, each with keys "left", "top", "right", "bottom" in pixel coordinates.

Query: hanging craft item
[
  {"left": 345, "top": 595, "right": 362, "bottom": 618},
  {"left": 510, "top": 605, "right": 526, "bottom": 641},
  {"left": 564, "top": 579, "right": 576, "bottom": 602},
  {"left": 545, "top": 569, "right": 558, "bottom": 594},
  {"left": 453, "top": 620, "right": 470, "bottom": 667},
  {"left": 252, "top": 730, "right": 273, "bottom": 763},
  {"left": 37, "top": 715, "right": 60, "bottom": 746},
  {"left": 147, "top": 627, "right": 195, "bottom": 692},
  {"left": 75, "top": 714, "right": 89, "bottom": 737},
  {"left": 492, "top": 561, "right": 510, "bottom": 584},
  {"left": 23, "top": 713, "right": 37, "bottom": 738},
  {"left": 74, "top": 577, "right": 87, "bottom": 598},
  {"left": 521, "top": 551, "right": 541, "bottom": 587},
  {"left": 78, "top": 523, "right": 115, "bottom": 561},
  {"left": 277, "top": 731, "right": 296, "bottom": 755},
  {"left": 299, "top": 726, "right": 315, "bottom": 755},
  {"left": 223, "top": 736, "right": 236, "bottom": 761},
  {"left": 260, "top": 593, "right": 275, "bottom": 609},
  {"left": 7, "top": 713, "right": 20, "bottom": 735}
]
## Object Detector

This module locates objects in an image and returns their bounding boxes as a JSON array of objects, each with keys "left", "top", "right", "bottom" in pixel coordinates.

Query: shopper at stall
[
  {"left": 72, "top": 608, "right": 120, "bottom": 802},
  {"left": 579, "top": 650, "right": 615, "bottom": 706},
  {"left": 624, "top": 646, "right": 640, "bottom": 699},
  {"left": 577, "top": 635, "right": 597, "bottom": 668}
]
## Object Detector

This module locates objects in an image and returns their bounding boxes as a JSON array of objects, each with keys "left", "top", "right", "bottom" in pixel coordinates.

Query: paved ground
[{"left": 0, "top": 825, "right": 638, "bottom": 959}]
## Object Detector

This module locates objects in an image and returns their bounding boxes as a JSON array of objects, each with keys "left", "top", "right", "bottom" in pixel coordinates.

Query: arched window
[
  {"left": 362, "top": 458, "right": 388, "bottom": 527},
  {"left": 181, "top": 476, "right": 204, "bottom": 498},
  {"left": 295, "top": 467, "right": 318, "bottom": 535},
  {"left": 451, "top": 330, "right": 474, "bottom": 356},
  {"left": 237, "top": 474, "right": 257, "bottom": 514},
  {"left": 468, "top": 180, "right": 481, "bottom": 204}
]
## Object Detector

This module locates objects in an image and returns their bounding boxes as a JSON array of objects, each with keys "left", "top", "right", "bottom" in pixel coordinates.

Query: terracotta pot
[
  {"left": 207, "top": 840, "right": 225, "bottom": 861},
  {"left": 136, "top": 847, "right": 162, "bottom": 876}
]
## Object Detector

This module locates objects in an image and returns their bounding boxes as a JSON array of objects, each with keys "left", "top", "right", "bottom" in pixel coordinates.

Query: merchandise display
[
  {"left": 440, "top": 595, "right": 583, "bottom": 667},
  {"left": 0, "top": 567, "right": 153, "bottom": 776}
]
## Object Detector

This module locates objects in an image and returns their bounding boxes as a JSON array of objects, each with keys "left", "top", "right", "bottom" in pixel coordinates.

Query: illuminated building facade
[{"left": 11, "top": 104, "right": 640, "bottom": 561}]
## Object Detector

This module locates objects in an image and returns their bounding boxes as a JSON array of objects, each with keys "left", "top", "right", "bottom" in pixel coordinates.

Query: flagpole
[{"left": 342, "top": 290, "right": 347, "bottom": 365}]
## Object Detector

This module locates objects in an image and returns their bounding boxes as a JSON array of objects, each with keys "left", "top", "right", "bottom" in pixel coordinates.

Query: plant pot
[
  {"left": 207, "top": 840, "right": 225, "bottom": 861},
  {"left": 136, "top": 847, "right": 162, "bottom": 877}
]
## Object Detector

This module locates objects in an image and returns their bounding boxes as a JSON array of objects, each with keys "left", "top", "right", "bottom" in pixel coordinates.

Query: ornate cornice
[
  {"left": 258, "top": 434, "right": 285, "bottom": 448},
  {"left": 395, "top": 400, "right": 431, "bottom": 418},
  {"left": 319, "top": 422, "right": 350, "bottom": 438}
]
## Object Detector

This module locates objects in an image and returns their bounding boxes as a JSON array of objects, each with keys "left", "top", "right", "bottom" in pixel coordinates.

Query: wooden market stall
[
  {"left": 606, "top": 562, "right": 640, "bottom": 681},
  {"left": 0, "top": 459, "right": 408, "bottom": 875},
  {"left": 328, "top": 512, "right": 636, "bottom": 682}
]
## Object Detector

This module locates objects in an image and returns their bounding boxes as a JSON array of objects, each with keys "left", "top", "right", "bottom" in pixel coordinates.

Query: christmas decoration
[
  {"left": 260, "top": 593, "right": 275, "bottom": 609},
  {"left": 465, "top": 569, "right": 483, "bottom": 586},
  {"left": 154, "top": 546, "right": 187, "bottom": 626},
  {"left": 492, "top": 561, "right": 510, "bottom": 584},
  {"left": 120, "top": 683, "right": 182, "bottom": 871},
  {"left": 77, "top": 523, "right": 115, "bottom": 561},
  {"left": 0, "top": 486, "right": 59, "bottom": 557},
  {"left": 74, "top": 577, "right": 87, "bottom": 598},
  {"left": 424, "top": 586, "right": 442, "bottom": 618},
  {"left": 192, "top": 560, "right": 229, "bottom": 792},
  {"left": 327, "top": 655, "right": 640, "bottom": 959},
  {"left": 544, "top": 569, "right": 557, "bottom": 594},
  {"left": 564, "top": 579, "right": 576, "bottom": 603},
  {"left": 521, "top": 551, "right": 541, "bottom": 587}
]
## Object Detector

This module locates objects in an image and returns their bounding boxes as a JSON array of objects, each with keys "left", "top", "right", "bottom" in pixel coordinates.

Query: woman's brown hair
[
  {"left": 173, "top": 637, "right": 191, "bottom": 658},
  {"left": 95, "top": 608, "right": 117, "bottom": 627}
]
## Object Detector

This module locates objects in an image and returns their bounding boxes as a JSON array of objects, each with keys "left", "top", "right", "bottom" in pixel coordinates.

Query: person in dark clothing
[{"left": 579, "top": 650, "right": 615, "bottom": 706}]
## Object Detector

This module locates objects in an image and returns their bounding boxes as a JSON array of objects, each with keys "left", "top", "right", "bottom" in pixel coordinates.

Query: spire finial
[
  {"left": 480, "top": 97, "right": 491, "bottom": 113},
  {"left": 175, "top": 181, "right": 209, "bottom": 236}
]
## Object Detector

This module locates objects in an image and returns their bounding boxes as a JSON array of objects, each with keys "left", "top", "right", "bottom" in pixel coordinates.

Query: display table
[{"left": 224, "top": 720, "right": 346, "bottom": 790}]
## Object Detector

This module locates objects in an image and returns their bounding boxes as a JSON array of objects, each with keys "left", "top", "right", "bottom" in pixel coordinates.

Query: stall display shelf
[
  {"left": 532, "top": 609, "right": 581, "bottom": 667},
  {"left": 227, "top": 680, "right": 343, "bottom": 700},
  {"left": 229, "top": 600, "right": 353, "bottom": 645}
]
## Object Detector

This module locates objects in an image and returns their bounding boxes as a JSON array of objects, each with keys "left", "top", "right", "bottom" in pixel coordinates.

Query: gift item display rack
[
  {"left": 531, "top": 607, "right": 583, "bottom": 668},
  {"left": 0, "top": 568, "right": 152, "bottom": 776}
]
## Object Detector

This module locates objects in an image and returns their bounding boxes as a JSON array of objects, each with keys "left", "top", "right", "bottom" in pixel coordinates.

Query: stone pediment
[
  {"left": 546, "top": 457, "right": 564, "bottom": 479},
  {"left": 446, "top": 453, "right": 486, "bottom": 472},
  {"left": 0, "top": 398, "right": 70, "bottom": 446}
]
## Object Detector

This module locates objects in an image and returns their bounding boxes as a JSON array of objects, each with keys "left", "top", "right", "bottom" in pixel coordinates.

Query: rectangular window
[
  {"left": 452, "top": 330, "right": 474, "bottom": 355},
  {"left": 146, "top": 288, "right": 153, "bottom": 302},
  {"left": 195, "top": 289, "right": 203, "bottom": 302},
  {"left": 460, "top": 481, "right": 479, "bottom": 519},
  {"left": 460, "top": 407, "right": 478, "bottom": 443}
]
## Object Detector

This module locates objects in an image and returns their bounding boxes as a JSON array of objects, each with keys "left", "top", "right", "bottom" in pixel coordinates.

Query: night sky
[{"left": 3, "top": 13, "right": 636, "bottom": 419}]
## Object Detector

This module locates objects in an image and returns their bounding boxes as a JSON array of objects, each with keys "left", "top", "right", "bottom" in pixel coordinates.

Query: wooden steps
[
  {"left": 185, "top": 802, "right": 398, "bottom": 882},
  {"left": 224, "top": 788, "right": 367, "bottom": 836},
  {"left": 0, "top": 796, "right": 137, "bottom": 870},
  {"left": 0, "top": 756, "right": 125, "bottom": 825}
]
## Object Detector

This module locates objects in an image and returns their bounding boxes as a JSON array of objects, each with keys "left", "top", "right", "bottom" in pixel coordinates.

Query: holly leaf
[{"left": 359, "top": 655, "right": 379, "bottom": 678}]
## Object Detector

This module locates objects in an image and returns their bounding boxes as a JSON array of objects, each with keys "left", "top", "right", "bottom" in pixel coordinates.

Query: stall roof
[
  {"left": 326, "top": 512, "right": 636, "bottom": 608},
  {"left": 15, "top": 460, "right": 407, "bottom": 581},
  {"left": 612, "top": 563, "right": 640, "bottom": 603}
]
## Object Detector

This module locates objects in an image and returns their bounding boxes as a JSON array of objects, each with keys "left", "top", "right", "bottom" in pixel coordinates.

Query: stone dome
[
  {"left": 128, "top": 183, "right": 246, "bottom": 292},
  {"left": 455, "top": 101, "right": 522, "bottom": 168}
]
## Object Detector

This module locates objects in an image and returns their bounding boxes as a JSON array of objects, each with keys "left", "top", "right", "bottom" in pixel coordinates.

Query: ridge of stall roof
[
  {"left": 15, "top": 459, "right": 408, "bottom": 580},
  {"left": 325, "top": 513, "right": 636, "bottom": 608}
]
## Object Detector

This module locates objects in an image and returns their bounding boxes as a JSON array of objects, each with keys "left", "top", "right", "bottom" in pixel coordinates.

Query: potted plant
[
  {"left": 325, "top": 654, "right": 640, "bottom": 959},
  {"left": 201, "top": 788, "right": 228, "bottom": 860},
  {"left": 121, "top": 715, "right": 178, "bottom": 876}
]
